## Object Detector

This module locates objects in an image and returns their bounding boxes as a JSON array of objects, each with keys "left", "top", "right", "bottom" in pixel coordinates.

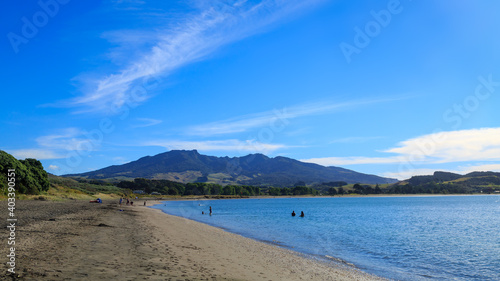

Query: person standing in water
[
  {"left": 300, "top": 211, "right": 305, "bottom": 217},
  {"left": 291, "top": 211, "right": 296, "bottom": 216},
  {"left": 209, "top": 206, "right": 212, "bottom": 215}
]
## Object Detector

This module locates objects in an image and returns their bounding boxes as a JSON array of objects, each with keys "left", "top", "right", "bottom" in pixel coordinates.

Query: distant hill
[
  {"left": 405, "top": 171, "right": 500, "bottom": 186},
  {"left": 65, "top": 150, "right": 397, "bottom": 186},
  {"left": 387, "top": 171, "right": 500, "bottom": 194}
]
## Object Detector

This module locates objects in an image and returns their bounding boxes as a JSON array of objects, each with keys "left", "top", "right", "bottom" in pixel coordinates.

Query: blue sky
[{"left": 2, "top": 0, "right": 500, "bottom": 180}]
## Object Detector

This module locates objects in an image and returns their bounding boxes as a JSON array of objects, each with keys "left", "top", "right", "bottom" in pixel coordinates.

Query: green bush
[{"left": 0, "top": 150, "right": 50, "bottom": 195}]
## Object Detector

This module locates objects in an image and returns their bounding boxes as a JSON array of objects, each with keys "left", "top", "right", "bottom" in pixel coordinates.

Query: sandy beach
[{"left": 3, "top": 199, "right": 386, "bottom": 280}]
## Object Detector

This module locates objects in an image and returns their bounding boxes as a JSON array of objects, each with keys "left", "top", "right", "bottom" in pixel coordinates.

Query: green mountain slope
[
  {"left": 388, "top": 171, "right": 500, "bottom": 194},
  {"left": 65, "top": 150, "right": 397, "bottom": 186}
]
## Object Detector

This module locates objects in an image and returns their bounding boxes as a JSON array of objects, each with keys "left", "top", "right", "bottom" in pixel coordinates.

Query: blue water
[{"left": 152, "top": 196, "right": 500, "bottom": 280}]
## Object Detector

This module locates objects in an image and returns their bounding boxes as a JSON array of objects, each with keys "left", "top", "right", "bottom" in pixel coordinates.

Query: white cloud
[
  {"left": 144, "top": 139, "right": 287, "bottom": 154},
  {"left": 62, "top": 0, "right": 326, "bottom": 113},
  {"left": 381, "top": 164, "right": 500, "bottom": 181},
  {"left": 36, "top": 128, "right": 96, "bottom": 151},
  {"left": 48, "top": 165, "right": 60, "bottom": 171},
  {"left": 8, "top": 149, "right": 65, "bottom": 160},
  {"left": 455, "top": 163, "right": 500, "bottom": 174},
  {"left": 132, "top": 118, "right": 162, "bottom": 128},
  {"left": 301, "top": 127, "right": 500, "bottom": 180},
  {"left": 329, "top": 136, "right": 383, "bottom": 144},
  {"left": 301, "top": 156, "right": 401, "bottom": 166},
  {"left": 188, "top": 97, "right": 401, "bottom": 136},
  {"left": 112, "top": 156, "right": 129, "bottom": 164},
  {"left": 303, "top": 127, "right": 500, "bottom": 167},
  {"left": 384, "top": 127, "right": 500, "bottom": 163},
  {"left": 7, "top": 127, "right": 104, "bottom": 161},
  {"left": 381, "top": 168, "right": 440, "bottom": 181}
]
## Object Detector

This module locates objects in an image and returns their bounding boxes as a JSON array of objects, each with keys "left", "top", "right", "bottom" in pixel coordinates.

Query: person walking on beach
[
  {"left": 291, "top": 211, "right": 296, "bottom": 217},
  {"left": 209, "top": 206, "right": 212, "bottom": 215},
  {"left": 144, "top": 201, "right": 146, "bottom": 206},
  {"left": 119, "top": 198, "right": 122, "bottom": 205}
]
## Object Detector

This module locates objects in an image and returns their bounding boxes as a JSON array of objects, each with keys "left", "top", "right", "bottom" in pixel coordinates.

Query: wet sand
[{"left": 2, "top": 199, "right": 387, "bottom": 280}]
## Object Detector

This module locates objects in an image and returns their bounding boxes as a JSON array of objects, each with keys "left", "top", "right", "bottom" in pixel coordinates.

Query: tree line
[
  {"left": 385, "top": 183, "right": 476, "bottom": 194},
  {"left": 116, "top": 178, "right": 495, "bottom": 196},
  {"left": 266, "top": 186, "right": 319, "bottom": 196},
  {"left": 2, "top": 145, "right": 496, "bottom": 197},
  {"left": 116, "top": 178, "right": 331, "bottom": 196},
  {"left": 117, "top": 178, "right": 261, "bottom": 196}
]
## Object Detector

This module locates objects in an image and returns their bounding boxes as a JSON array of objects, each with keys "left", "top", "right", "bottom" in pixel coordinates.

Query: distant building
[{"left": 133, "top": 190, "right": 145, "bottom": 194}]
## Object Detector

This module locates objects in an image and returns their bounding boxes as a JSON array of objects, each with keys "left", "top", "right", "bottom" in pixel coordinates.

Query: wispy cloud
[
  {"left": 60, "top": 0, "right": 326, "bottom": 113},
  {"left": 112, "top": 156, "right": 129, "bottom": 164},
  {"left": 8, "top": 149, "right": 65, "bottom": 160},
  {"left": 35, "top": 128, "right": 95, "bottom": 151},
  {"left": 329, "top": 136, "right": 383, "bottom": 144},
  {"left": 132, "top": 118, "right": 163, "bottom": 128},
  {"left": 302, "top": 127, "right": 500, "bottom": 168},
  {"left": 381, "top": 163, "right": 500, "bottom": 181},
  {"left": 302, "top": 156, "right": 401, "bottom": 166},
  {"left": 456, "top": 163, "right": 500, "bottom": 174},
  {"left": 380, "top": 168, "right": 443, "bottom": 181},
  {"left": 384, "top": 127, "right": 500, "bottom": 163},
  {"left": 187, "top": 97, "right": 401, "bottom": 136},
  {"left": 144, "top": 139, "right": 288, "bottom": 154},
  {"left": 47, "top": 164, "right": 61, "bottom": 171},
  {"left": 6, "top": 127, "right": 103, "bottom": 160}
]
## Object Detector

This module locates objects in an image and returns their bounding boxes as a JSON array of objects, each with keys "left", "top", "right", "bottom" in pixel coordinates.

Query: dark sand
[{"left": 2, "top": 200, "right": 387, "bottom": 281}]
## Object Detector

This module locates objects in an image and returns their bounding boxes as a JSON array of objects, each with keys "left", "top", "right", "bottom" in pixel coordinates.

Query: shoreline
[
  {"left": 6, "top": 199, "right": 387, "bottom": 280},
  {"left": 148, "top": 193, "right": 499, "bottom": 279},
  {"left": 142, "top": 192, "right": 498, "bottom": 203},
  {"left": 149, "top": 200, "right": 388, "bottom": 280},
  {"left": 151, "top": 202, "right": 357, "bottom": 265},
  {"left": 144, "top": 202, "right": 388, "bottom": 280}
]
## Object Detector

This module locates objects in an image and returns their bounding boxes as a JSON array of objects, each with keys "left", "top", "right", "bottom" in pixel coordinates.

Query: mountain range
[
  {"left": 404, "top": 171, "right": 500, "bottom": 187},
  {"left": 387, "top": 171, "right": 500, "bottom": 194},
  {"left": 65, "top": 150, "right": 397, "bottom": 186}
]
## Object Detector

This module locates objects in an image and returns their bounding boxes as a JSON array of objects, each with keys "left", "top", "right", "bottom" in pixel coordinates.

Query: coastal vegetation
[
  {"left": 384, "top": 171, "right": 500, "bottom": 195},
  {"left": 1, "top": 150, "right": 499, "bottom": 199},
  {"left": 108, "top": 171, "right": 500, "bottom": 196},
  {"left": 0, "top": 150, "right": 50, "bottom": 195},
  {"left": 117, "top": 178, "right": 262, "bottom": 196},
  {"left": 48, "top": 175, "right": 124, "bottom": 196}
]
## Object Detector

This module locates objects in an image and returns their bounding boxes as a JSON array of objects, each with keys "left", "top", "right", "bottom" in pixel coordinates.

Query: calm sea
[{"left": 152, "top": 195, "right": 500, "bottom": 280}]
